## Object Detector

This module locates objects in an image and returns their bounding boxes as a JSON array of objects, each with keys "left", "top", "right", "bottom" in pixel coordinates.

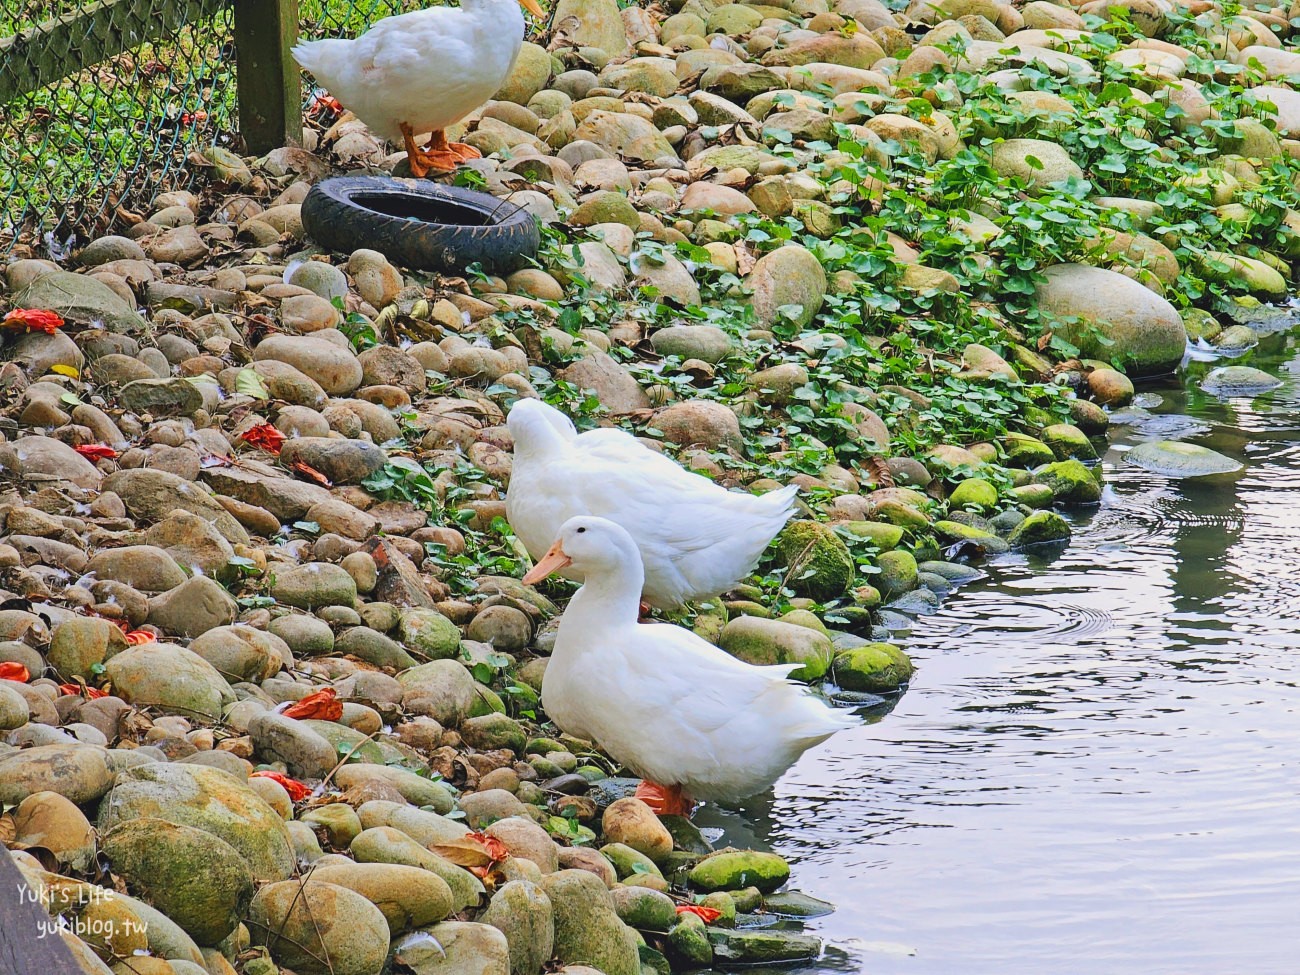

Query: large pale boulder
[{"left": 1033, "top": 264, "right": 1187, "bottom": 376}]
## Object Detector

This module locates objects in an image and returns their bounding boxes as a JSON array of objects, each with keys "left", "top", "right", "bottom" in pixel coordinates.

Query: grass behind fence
[{"left": 1, "top": 0, "right": 424, "bottom": 256}]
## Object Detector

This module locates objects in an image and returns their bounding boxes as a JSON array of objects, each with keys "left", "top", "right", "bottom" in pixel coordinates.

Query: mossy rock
[
  {"left": 397, "top": 608, "right": 462, "bottom": 660},
  {"left": 776, "top": 608, "right": 830, "bottom": 637},
  {"left": 688, "top": 850, "right": 790, "bottom": 894},
  {"left": 948, "top": 477, "right": 998, "bottom": 510},
  {"left": 874, "top": 550, "right": 918, "bottom": 599},
  {"left": 306, "top": 861, "right": 455, "bottom": 935},
  {"left": 718, "top": 616, "right": 834, "bottom": 681},
  {"left": 932, "top": 520, "right": 1010, "bottom": 554},
  {"left": 1007, "top": 510, "right": 1073, "bottom": 549},
  {"left": 249, "top": 879, "right": 390, "bottom": 975},
  {"left": 763, "top": 891, "right": 836, "bottom": 917},
  {"left": 602, "top": 842, "right": 664, "bottom": 879},
  {"left": 1040, "top": 423, "right": 1097, "bottom": 461},
  {"left": 835, "top": 520, "right": 903, "bottom": 550},
  {"left": 1068, "top": 399, "right": 1110, "bottom": 437},
  {"left": 708, "top": 927, "right": 822, "bottom": 964},
  {"left": 48, "top": 617, "right": 129, "bottom": 681},
  {"left": 832, "top": 643, "right": 914, "bottom": 693},
  {"left": 99, "top": 763, "right": 295, "bottom": 882},
  {"left": 870, "top": 499, "right": 933, "bottom": 529},
  {"left": 1011, "top": 483, "right": 1056, "bottom": 509},
  {"left": 300, "top": 719, "right": 386, "bottom": 764},
  {"left": 611, "top": 885, "right": 678, "bottom": 931},
  {"left": 1032, "top": 459, "right": 1103, "bottom": 506},
  {"left": 101, "top": 818, "right": 254, "bottom": 945},
  {"left": 1122, "top": 440, "right": 1243, "bottom": 477},
  {"left": 460, "top": 712, "right": 527, "bottom": 752},
  {"left": 667, "top": 915, "right": 715, "bottom": 967},
  {"left": 776, "top": 520, "right": 854, "bottom": 601},
  {"left": 542, "top": 869, "right": 641, "bottom": 975}
]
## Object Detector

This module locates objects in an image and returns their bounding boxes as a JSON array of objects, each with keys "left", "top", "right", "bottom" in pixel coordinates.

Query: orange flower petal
[
  {"left": 3, "top": 309, "right": 65, "bottom": 333},
  {"left": 250, "top": 770, "right": 312, "bottom": 801},
  {"left": 239, "top": 423, "right": 287, "bottom": 455},
  {"left": 124, "top": 630, "right": 156, "bottom": 645},
  {"left": 74, "top": 444, "right": 118, "bottom": 461},
  {"left": 0, "top": 662, "right": 30, "bottom": 683},
  {"left": 280, "top": 687, "right": 343, "bottom": 721},
  {"left": 676, "top": 904, "right": 723, "bottom": 923},
  {"left": 58, "top": 683, "right": 107, "bottom": 699}
]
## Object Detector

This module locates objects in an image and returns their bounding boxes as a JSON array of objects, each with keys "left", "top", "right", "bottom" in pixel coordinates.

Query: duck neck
[
  {"left": 565, "top": 560, "right": 644, "bottom": 631},
  {"left": 512, "top": 421, "right": 567, "bottom": 465}
]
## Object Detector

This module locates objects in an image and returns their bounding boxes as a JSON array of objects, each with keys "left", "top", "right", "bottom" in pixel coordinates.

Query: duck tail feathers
[
  {"left": 795, "top": 704, "right": 859, "bottom": 742},
  {"left": 291, "top": 38, "right": 345, "bottom": 74},
  {"left": 755, "top": 483, "right": 799, "bottom": 526}
]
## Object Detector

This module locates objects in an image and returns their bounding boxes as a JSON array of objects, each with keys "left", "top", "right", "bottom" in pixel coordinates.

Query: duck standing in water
[
  {"left": 293, "top": 0, "right": 546, "bottom": 177},
  {"left": 506, "top": 398, "right": 799, "bottom": 612},
  {"left": 523, "top": 516, "right": 857, "bottom": 816}
]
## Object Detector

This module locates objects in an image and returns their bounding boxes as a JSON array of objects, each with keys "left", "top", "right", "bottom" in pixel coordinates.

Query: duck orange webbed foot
[
  {"left": 401, "top": 123, "right": 461, "bottom": 178},
  {"left": 635, "top": 781, "right": 696, "bottom": 818},
  {"left": 442, "top": 141, "right": 482, "bottom": 163}
]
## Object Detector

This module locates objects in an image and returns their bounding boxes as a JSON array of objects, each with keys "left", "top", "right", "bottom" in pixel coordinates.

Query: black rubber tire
[{"left": 301, "top": 176, "right": 540, "bottom": 276}]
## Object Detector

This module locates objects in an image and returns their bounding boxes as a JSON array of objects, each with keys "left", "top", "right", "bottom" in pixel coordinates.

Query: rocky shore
[{"left": 3, "top": 0, "right": 1300, "bottom": 970}]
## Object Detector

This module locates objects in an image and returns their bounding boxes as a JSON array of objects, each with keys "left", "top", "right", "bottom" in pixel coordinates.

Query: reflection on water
[{"left": 732, "top": 332, "right": 1300, "bottom": 974}]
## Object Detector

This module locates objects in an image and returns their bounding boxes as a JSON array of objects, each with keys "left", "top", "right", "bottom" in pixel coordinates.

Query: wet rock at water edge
[
  {"left": 1007, "top": 510, "right": 1073, "bottom": 549},
  {"left": 689, "top": 850, "right": 791, "bottom": 893},
  {"left": 709, "top": 927, "right": 823, "bottom": 964},
  {"left": 1123, "top": 440, "right": 1243, "bottom": 477},
  {"left": 831, "top": 642, "right": 914, "bottom": 693},
  {"left": 1198, "top": 366, "right": 1283, "bottom": 396}
]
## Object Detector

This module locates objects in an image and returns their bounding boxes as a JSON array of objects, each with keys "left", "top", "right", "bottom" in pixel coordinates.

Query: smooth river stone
[
  {"left": 1123, "top": 440, "right": 1243, "bottom": 477},
  {"left": 1198, "top": 365, "right": 1282, "bottom": 396}
]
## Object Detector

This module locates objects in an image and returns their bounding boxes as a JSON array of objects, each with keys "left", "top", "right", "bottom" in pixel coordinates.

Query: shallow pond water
[{"left": 706, "top": 322, "right": 1300, "bottom": 974}]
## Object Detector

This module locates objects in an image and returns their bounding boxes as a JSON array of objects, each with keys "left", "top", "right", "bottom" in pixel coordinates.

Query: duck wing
[{"left": 576, "top": 622, "right": 854, "bottom": 800}]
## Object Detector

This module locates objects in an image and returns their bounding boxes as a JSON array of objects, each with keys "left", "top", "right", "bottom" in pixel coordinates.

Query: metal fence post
[{"left": 233, "top": 0, "right": 300, "bottom": 154}]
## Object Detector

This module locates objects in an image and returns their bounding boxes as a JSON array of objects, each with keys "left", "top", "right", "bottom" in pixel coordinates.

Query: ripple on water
[{"left": 1108, "top": 408, "right": 1214, "bottom": 442}]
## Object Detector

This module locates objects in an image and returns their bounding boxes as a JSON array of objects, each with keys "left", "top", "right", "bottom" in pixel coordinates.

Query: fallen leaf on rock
[
  {"left": 290, "top": 460, "right": 332, "bottom": 486},
  {"left": 431, "top": 831, "right": 510, "bottom": 871},
  {"left": 74, "top": 444, "right": 118, "bottom": 461}
]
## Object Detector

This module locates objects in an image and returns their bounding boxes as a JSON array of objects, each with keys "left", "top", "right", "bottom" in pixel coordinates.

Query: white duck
[
  {"left": 292, "top": 0, "right": 545, "bottom": 178},
  {"left": 523, "top": 516, "right": 856, "bottom": 814},
  {"left": 506, "top": 398, "right": 799, "bottom": 611}
]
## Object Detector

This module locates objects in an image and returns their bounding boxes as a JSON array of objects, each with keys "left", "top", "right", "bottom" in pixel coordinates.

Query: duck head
[
  {"left": 522, "top": 515, "right": 638, "bottom": 584},
  {"left": 507, "top": 397, "right": 577, "bottom": 453}
]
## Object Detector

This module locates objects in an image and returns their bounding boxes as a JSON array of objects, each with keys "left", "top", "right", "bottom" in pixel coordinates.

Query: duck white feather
[
  {"left": 526, "top": 517, "right": 856, "bottom": 804},
  {"left": 506, "top": 398, "right": 798, "bottom": 610},
  {"left": 292, "top": 0, "right": 543, "bottom": 173}
]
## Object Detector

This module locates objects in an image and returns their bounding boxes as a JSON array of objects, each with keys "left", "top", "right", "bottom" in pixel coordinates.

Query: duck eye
[{"left": 576, "top": 527, "right": 586, "bottom": 534}]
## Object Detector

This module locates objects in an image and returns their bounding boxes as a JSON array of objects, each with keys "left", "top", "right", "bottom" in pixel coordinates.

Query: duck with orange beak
[
  {"left": 523, "top": 516, "right": 857, "bottom": 817},
  {"left": 293, "top": 0, "right": 547, "bottom": 178}
]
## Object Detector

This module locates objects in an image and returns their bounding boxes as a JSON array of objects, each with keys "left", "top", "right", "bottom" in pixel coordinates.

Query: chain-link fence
[{"left": 1, "top": 0, "right": 423, "bottom": 258}]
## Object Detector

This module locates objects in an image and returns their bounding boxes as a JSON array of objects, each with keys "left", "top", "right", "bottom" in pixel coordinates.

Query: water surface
[{"left": 714, "top": 326, "right": 1300, "bottom": 974}]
